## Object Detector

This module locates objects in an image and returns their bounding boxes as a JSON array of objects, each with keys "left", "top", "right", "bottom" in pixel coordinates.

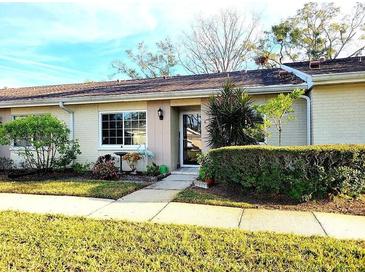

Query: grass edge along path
[{"left": 0, "top": 179, "right": 143, "bottom": 200}]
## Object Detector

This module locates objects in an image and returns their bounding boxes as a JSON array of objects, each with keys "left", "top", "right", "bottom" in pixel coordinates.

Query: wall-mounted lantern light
[{"left": 157, "top": 108, "right": 163, "bottom": 120}]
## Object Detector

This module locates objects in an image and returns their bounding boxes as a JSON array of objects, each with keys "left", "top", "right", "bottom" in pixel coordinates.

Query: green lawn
[
  {"left": 0, "top": 179, "right": 143, "bottom": 199},
  {"left": 175, "top": 188, "right": 255, "bottom": 208},
  {"left": 0, "top": 211, "right": 364, "bottom": 271}
]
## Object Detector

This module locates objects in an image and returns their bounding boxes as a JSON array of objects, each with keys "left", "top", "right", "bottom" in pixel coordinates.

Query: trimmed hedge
[{"left": 207, "top": 145, "right": 365, "bottom": 201}]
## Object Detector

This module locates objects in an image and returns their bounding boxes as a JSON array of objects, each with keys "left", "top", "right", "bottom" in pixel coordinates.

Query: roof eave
[
  {"left": 0, "top": 83, "right": 307, "bottom": 109},
  {"left": 311, "top": 71, "right": 365, "bottom": 85}
]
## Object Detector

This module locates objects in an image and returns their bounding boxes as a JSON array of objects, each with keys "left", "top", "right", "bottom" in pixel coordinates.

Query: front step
[{"left": 171, "top": 167, "right": 199, "bottom": 176}]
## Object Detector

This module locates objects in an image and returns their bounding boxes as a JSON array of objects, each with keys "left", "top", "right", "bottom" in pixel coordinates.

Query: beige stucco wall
[
  {"left": 251, "top": 94, "right": 308, "bottom": 146},
  {"left": 1, "top": 93, "right": 308, "bottom": 169},
  {"left": 146, "top": 100, "right": 173, "bottom": 169},
  {"left": 311, "top": 83, "right": 365, "bottom": 144},
  {"left": 201, "top": 98, "right": 210, "bottom": 152}
]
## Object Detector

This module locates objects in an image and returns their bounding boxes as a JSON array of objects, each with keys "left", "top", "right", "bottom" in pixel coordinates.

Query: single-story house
[{"left": 0, "top": 56, "right": 364, "bottom": 170}]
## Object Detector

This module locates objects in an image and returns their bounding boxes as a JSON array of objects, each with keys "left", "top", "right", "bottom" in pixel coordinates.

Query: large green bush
[
  {"left": 206, "top": 145, "right": 365, "bottom": 201},
  {"left": 0, "top": 114, "right": 81, "bottom": 170}
]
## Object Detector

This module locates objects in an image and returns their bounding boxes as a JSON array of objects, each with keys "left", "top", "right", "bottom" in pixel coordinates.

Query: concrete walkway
[{"left": 0, "top": 174, "right": 364, "bottom": 240}]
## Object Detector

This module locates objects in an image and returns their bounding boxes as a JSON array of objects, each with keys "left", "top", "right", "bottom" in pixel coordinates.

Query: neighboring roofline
[
  {"left": 281, "top": 65, "right": 365, "bottom": 87},
  {"left": 311, "top": 71, "right": 365, "bottom": 85},
  {"left": 0, "top": 83, "right": 307, "bottom": 109}
]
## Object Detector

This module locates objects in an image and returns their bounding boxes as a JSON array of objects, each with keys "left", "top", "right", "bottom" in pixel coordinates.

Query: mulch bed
[
  {"left": 121, "top": 172, "right": 170, "bottom": 183},
  {"left": 0, "top": 169, "right": 168, "bottom": 184},
  {"left": 2, "top": 169, "right": 93, "bottom": 181},
  {"left": 198, "top": 183, "right": 365, "bottom": 216}
]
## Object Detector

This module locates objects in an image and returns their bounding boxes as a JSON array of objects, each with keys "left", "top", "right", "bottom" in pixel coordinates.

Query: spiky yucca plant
[{"left": 207, "top": 81, "right": 264, "bottom": 148}]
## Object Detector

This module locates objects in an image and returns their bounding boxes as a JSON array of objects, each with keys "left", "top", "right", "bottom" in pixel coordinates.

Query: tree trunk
[{"left": 278, "top": 127, "right": 282, "bottom": 146}]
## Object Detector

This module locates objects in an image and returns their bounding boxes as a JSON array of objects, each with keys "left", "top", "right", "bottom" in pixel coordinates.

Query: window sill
[{"left": 97, "top": 146, "right": 146, "bottom": 151}]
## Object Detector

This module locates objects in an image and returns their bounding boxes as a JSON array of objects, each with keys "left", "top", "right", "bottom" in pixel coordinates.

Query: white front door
[{"left": 179, "top": 112, "right": 202, "bottom": 167}]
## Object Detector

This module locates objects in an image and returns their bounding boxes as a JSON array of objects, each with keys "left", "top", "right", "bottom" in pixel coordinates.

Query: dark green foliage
[
  {"left": 145, "top": 162, "right": 161, "bottom": 176},
  {"left": 0, "top": 157, "right": 14, "bottom": 172},
  {"left": 55, "top": 141, "right": 81, "bottom": 169},
  {"left": 206, "top": 81, "right": 264, "bottom": 148},
  {"left": 205, "top": 145, "right": 365, "bottom": 201},
  {"left": 0, "top": 114, "right": 81, "bottom": 170},
  {"left": 71, "top": 162, "right": 91, "bottom": 174},
  {"left": 197, "top": 153, "right": 214, "bottom": 180}
]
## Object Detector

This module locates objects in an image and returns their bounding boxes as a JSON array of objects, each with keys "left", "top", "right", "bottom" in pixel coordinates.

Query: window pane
[
  {"left": 109, "top": 114, "right": 116, "bottom": 121},
  {"left": 132, "top": 120, "right": 139, "bottom": 128},
  {"left": 102, "top": 114, "right": 109, "bottom": 122},
  {"left": 102, "top": 121, "right": 109, "bottom": 129},
  {"left": 116, "top": 137, "right": 123, "bottom": 144},
  {"left": 115, "top": 113, "right": 123, "bottom": 120},
  {"left": 124, "top": 121, "right": 132, "bottom": 128},
  {"left": 110, "top": 130, "right": 116, "bottom": 137},
  {"left": 131, "top": 112, "right": 138, "bottom": 120},
  {"left": 139, "top": 112, "right": 146, "bottom": 120},
  {"left": 139, "top": 120, "right": 146, "bottom": 128},
  {"left": 116, "top": 121, "right": 123, "bottom": 129},
  {"left": 124, "top": 138, "right": 132, "bottom": 145},
  {"left": 117, "top": 129, "right": 123, "bottom": 137},
  {"left": 109, "top": 138, "right": 116, "bottom": 145},
  {"left": 124, "top": 129, "right": 133, "bottom": 138},
  {"left": 102, "top": 137, "right": 109, "bottom": 145},
  {"left": 132, "top": 129, "right": 146, "bottom": 145},
  {"left": 124, "top": 112, "right": 132, "bottom": 120}
]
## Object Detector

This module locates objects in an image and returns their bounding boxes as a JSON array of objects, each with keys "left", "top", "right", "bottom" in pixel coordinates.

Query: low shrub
[
  {"left": 71, "top": 162, "right": 91, "bottom": 174},
  {"left": 205, "top": 145, "right": 365, "bottom": 201},
  {"left": 145, "top": 162, "right": 161, "bottom": 176},
  {"left": 55, "top": 141, "right": 82, "bottom": 169},
  {"left": 197, "top": 153, "right": 214, "bottom": 181},
  {"left": 92, "top": 154, "right": 119, "bottom": 180}
]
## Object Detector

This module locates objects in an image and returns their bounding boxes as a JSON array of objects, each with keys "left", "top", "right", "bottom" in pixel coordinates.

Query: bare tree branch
[{"left": 179, "top": 9, "right": 259, "bottom": 74}]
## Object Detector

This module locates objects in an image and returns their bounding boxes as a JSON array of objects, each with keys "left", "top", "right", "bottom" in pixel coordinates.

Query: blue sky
[{"left": 0, "top": 0, "right": 355, "bottom": 88}]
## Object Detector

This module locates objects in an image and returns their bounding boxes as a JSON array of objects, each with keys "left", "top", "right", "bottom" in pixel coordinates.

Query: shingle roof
[
  {"left": 284, "top": 56, "right": 365, "bottom": 75},
  {"left": 0, "top": 68, "right": 303, "bottom": 102}
]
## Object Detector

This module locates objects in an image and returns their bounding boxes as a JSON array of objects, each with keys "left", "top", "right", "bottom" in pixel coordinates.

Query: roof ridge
[{"left": 0, "top": 67, "right": 286, "bottom": 91}]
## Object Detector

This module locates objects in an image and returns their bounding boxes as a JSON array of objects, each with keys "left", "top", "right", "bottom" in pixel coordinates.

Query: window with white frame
[{"left": 100, "top": 111, "right": 146, "bottom": 147}]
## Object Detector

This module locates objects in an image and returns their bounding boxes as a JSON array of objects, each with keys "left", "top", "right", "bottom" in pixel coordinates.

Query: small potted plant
[
  {"left": 122, "top": 152, "right": 143, "bottom": 174},
  {"left": 197, "top": 153, "right": 215, "bottom": 186},
  {"left": 204, "top": 167, "right": 215, "bottom": 186}
]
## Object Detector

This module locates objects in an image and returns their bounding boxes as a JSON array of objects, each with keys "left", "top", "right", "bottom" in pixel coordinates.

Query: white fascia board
[{"left": 0, "top": 83, "right": 307, "bottom": 109}]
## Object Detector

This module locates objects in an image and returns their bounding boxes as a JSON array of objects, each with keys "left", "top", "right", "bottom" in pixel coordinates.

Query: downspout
[
  {"left": 59, "top": 102, "right": 74, "bottom": 140},
  {"left": 300, "top": 95, "right": 311, "bottom": 145},
  {"left": 281, "top": 64, "right": 313, "bottom": 145}
]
